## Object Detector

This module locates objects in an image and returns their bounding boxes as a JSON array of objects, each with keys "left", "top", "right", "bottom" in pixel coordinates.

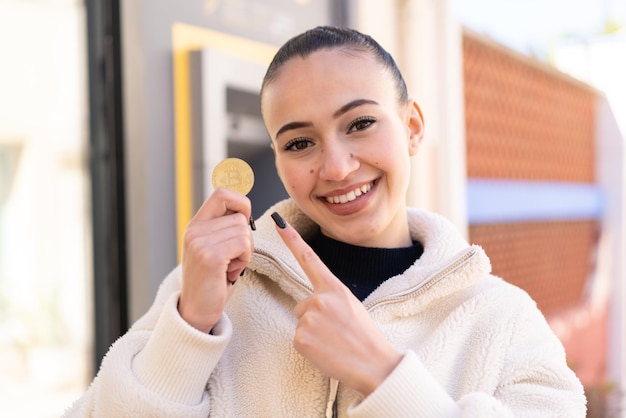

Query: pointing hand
[{"left": 271, "top": 212, "right": 402, "bottom": 396}]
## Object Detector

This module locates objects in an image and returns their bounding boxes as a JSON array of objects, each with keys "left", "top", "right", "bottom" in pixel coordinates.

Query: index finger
[
  {"left": 271, "top": 211, "right": 341, "bottom": 292},
  {"left": 192, "top": 187, "right": 252, "bottom": 222}
]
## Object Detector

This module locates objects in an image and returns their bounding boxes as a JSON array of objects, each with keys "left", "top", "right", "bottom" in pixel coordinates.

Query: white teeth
[{"left": 325, "top": 183, "right": 373, "bottom": 204}]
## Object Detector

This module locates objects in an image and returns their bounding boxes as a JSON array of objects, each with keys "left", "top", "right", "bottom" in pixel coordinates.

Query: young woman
[{"left": 65, "top": 26, "right": 586, "bottom": 417}]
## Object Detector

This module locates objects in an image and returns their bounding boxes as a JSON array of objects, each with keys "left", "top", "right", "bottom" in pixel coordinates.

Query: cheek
[{"left": 277, "top": 161, "right": 317, "bottom": 194}]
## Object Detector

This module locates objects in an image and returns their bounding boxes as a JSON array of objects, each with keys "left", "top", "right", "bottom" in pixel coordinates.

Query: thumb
[{"left": 271, "top": 212, "right": 341, "bottom": 292}]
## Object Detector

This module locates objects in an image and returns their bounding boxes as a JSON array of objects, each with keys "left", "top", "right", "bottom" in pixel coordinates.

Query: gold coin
[{"left": 211, "top": 158, "right": 254, "bottom": 195}]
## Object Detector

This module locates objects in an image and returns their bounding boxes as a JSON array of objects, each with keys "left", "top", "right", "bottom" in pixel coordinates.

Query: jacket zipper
[
  {"left": 252, "top": 247, "right": 477, "bottom": 307},
  {"left": 253, "top": 249, "right": 315, "bottom": 294},
  {"left": 252, "top": 246, "right": 477, "bottom": 417},
  {"left": 364, "top": 247, "right": 477, "bottom": 312}
]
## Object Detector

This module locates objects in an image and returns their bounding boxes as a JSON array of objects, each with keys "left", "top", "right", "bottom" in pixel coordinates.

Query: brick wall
[{"left": 463, "top": 30, "right": 599, "bottom": 317}]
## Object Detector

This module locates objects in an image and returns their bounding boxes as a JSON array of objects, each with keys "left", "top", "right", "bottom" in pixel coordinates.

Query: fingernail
[
  {"left": 240, "top": 268, "right": 246, "bottom": 277},
  {"left": 249, "top": 216, "right": 256, "bottom": 231},
  {"left": 271, "top": 211, "right": 286, "bottom": 229}
]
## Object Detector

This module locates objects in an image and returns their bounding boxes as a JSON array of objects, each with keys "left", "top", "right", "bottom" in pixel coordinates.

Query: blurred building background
[{"left": 0, "top": 0, "right": 624, "bottom": 416}]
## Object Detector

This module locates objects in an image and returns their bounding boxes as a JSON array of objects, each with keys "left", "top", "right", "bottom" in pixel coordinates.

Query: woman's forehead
[{"left": 262, "top": 49, "right": 393, "bottom": 104}]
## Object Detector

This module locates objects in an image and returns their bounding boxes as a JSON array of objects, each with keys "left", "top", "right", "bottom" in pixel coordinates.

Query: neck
[{"left": 309, "top": 231, "right": 423, "bottom": 301}]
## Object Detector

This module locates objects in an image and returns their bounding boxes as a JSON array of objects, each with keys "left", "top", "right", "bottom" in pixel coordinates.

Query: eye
[
  {"left": 347, "top": 116, "right": 376, "bottom": 133},
  {"left": 284, "top": 137, "right": 313, "bottom": 151}
]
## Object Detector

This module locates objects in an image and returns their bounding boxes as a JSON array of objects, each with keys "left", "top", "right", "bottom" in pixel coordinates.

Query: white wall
[
  {"left": 0, "top": 1, "right": 92, "bottom": 416},
  {"left": 555, "top": 36, "right": 626, "bottom": 410},
  {"left": 596, "top": 96, "right": 626, "bottom": 412}
]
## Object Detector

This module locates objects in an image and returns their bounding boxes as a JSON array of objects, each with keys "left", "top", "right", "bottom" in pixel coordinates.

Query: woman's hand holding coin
[{"left": 178, "top": 158, "right": 255, "bottom": 333}]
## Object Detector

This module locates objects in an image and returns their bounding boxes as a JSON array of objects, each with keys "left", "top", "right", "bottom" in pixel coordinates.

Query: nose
[{"left": 318, "top": 139, "right": 359, "bottom": 181}]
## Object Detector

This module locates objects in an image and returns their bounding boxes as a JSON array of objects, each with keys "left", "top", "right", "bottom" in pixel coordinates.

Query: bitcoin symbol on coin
[{"left": 211, "top": 158, "right": 254, "bottom": 195}]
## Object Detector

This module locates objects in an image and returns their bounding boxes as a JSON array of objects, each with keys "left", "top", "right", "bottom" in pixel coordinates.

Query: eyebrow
[
  {"left": 274, "top": 98, "right": 379, "bottom": 140},
  {"left": 333, "top": 98, "right": 378, "bottom": 118},
  {"left": 275, "top": 121, "right": 313, "bottom": 140}
]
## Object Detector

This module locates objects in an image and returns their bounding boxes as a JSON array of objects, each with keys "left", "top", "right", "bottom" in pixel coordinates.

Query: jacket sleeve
[
  {"left": 62, "top": 266, "right": 232, "bottom": 417},
  {"left": 348, "top": 288, "right": 587, "bottom": 418}
]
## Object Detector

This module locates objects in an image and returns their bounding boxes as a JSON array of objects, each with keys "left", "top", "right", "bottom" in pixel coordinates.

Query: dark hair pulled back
[{"left": 260, "top": 26, "right": 408, "bottom": 103}]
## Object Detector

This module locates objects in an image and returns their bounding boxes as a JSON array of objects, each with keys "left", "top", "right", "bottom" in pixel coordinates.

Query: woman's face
[{"left": 262, "top": 48, "right": 423, "bottom": 248}]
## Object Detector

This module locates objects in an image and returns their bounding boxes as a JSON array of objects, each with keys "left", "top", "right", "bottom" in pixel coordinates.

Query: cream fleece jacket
[{"left": 64, "top": 199, "right": 586, "bottom": 417}]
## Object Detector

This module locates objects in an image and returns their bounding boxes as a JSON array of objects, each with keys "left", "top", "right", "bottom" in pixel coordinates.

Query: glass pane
[{"left": 0, "top": 1, "right": 92, "bottom": 416}]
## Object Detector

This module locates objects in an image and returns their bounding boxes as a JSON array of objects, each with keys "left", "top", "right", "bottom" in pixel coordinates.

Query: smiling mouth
[{"left": 324, "top": 182, "right": 374, "bottom": 204}]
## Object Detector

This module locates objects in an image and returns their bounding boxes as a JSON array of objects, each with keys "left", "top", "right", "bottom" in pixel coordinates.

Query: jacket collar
[{"left": 248, "top": 199, "right": 491, "bottom": 311}]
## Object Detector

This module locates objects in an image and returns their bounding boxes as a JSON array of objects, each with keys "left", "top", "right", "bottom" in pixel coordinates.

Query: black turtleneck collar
[{"left": 308, "top": 230, "right": 424, "bottom": 301}]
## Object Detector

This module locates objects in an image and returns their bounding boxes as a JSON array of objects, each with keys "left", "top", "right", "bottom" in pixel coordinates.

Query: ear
[{"left": 407, "top": 100, "right": 424, "bottom": 156}]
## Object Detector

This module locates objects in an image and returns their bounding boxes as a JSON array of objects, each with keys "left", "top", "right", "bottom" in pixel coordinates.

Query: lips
[{"left": 324, "top": 182, "right": 373, "bottom": 204}]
